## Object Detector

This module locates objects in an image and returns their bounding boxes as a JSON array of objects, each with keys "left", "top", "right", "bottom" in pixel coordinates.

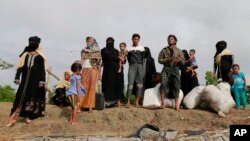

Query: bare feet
[
  {"left": 160, "top": 105, "right": 165, "bottom": 109},
  {"left": 25, "top": 118, "right": 32, "bottom": 124},
  {"left": 160, "top": 102, "right": 165, "bottom": 109},
  {"left": 71, "top": 122, "right": 78, "bottom": 125},
  {"left": 6, "top": 122, "right": 15, "bottom": 127},
  {"left": 135, "top": 103, "right": 140, "bottom": 108},
  {"left": 88, "top": 109, "right": 93, "bottom": 113},
  {"left": 125, "top": 103, "right": 130, "bottom": 108},
  {"left": 175, "top": 106, "right": 180, "bottom": 111},
  {"left": 117, "top": 102, "right": 121, "bottom": 107}
]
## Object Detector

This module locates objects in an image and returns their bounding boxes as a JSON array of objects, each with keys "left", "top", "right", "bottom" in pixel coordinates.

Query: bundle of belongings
[{"left": 183, "top": 82, "right": 235, "bottom": 117}]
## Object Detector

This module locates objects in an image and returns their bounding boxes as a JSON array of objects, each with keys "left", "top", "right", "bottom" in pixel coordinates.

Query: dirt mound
[{"left": 0, "top": 102, "right": 249, "bottom": 139}]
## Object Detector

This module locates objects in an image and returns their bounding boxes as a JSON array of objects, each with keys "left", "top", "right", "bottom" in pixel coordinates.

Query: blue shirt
[
  {"left": 66, "top": 74, "right": 85, "bottom": 96},
  {"left": 232, "top": 71, "right": 245, "bottom": 89}
]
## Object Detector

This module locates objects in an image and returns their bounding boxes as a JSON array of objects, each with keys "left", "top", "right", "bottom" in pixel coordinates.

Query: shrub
[
  {"left": 0, "top": 85, "right": 16, "bottom": 102},
  {"left": 205, "top": 71, "right": 218, "bottom": 85}
]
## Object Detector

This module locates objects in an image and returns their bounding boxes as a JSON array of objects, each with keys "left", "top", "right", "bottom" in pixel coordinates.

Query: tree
[{"left": 0, "top": 58, "right": 13, "bottom": 70}]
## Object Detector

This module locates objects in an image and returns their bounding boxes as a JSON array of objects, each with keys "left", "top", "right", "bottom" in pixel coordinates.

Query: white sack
[
  {"left": 201, "top": 85, "right": 235, "bottom": 117},
  {"left": 164, "top": 90, "right": 184, "bottom": 109},
  {"left": 143, "top": 84, "right": 161, "bottom": 108},
  {"left": 216, "top": 82, "right": 231, "bottom": 94},
  {"left": 183, "top": 86, "right": 205, "bottom": 109}
]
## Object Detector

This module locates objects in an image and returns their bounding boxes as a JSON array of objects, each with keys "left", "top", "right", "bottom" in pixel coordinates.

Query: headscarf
[
  {"left": 19, "top": 36, "right": 41, "bottom": 57},
  {"left": 214, "top": 40, "right": 227, "bottom": 58},
  {"left": 214, "top": 40, "right": 232, "bottom": 63},
  {"left": 56, "top": 70, "right": 72, "bottom": 89},
  {"left": 84, "top": 37, "right": 100, "bottom": 52},
  {"left": 106, "top": 37, "right": 115, "bottom": 50},
  {"left": 16, "top": 36, "right": 47, "bottom": 69},
  {"left": 182, "top": 49, "right": 190, "bottom": 61},
  {"left": 144, "top": 47, "right": 152, "bottom": 59}
]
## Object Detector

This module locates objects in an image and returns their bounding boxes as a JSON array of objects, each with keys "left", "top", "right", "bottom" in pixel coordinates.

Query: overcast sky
[{"left": 0, "top": 0, "right": 249, "bottom": 89}]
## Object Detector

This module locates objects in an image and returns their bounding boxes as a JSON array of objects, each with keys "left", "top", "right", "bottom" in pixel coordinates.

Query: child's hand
[{"left": 244, "top": 85, "right": 247, "bottom": 91}]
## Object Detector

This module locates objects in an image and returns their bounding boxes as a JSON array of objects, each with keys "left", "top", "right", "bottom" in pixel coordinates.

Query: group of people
[{"left": 6, "top": 33, "right": 247, "bottom": 126}]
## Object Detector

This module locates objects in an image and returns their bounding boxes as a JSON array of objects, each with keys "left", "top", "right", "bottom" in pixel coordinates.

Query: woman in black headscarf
[
  {"left": 180, "top": 50, "right": 199, "bottom": 96},
  {"left": 213, "top": 41, "right": 234, "bottom": 82},
  {"left": 142, "top": 47, "right": 157, "bottom": 89},
  {"left": 6, "top": 36, "right": 46, "bottom": 127},
  {"left": 101, "top": 37, "right": 124, "bottom": 107}
]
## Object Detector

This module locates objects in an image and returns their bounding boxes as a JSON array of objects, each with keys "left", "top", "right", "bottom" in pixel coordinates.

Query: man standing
[
  {"left": 158, "top": 34, "right": 184, "bottom": 111},
  {"left": 126, "top": 33, "right": 145, "bottom": 108}
]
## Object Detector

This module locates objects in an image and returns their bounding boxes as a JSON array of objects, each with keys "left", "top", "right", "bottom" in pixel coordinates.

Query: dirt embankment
[{"left": 0, "top": 102, "right": 250, "bottom": 139}]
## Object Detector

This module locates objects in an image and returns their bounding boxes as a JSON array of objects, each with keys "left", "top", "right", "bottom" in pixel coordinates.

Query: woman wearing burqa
[
  {"left": 101, "top": 37, "right": 124, "bottom": 107},
  {"left": 6, "top": 36, "right": 46, "bottom": 127},
  {"left": 213, "top": 40, "right": 234, "bottom": 83},
  {"left": 180, "top": 50, "right": 199, "bottom": 96},
  {"left": 142, "top": 47, "right": 157, "bottom": 89}
]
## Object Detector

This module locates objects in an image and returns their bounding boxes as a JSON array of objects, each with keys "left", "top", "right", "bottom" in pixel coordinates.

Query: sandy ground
[{"left": 0, "top": 102, "right": 250, "bottom": 140}]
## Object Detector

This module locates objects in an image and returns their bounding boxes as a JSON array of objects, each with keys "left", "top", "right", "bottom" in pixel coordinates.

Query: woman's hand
[
  {"left": 14, "top": 80, "right": 20, "bottom": 85},
  {"left": 39, "top": 83, "right": 44, "bottom": 88}
]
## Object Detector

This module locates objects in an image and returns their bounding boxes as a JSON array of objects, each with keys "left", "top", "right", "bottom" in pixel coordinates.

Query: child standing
[
  {"left": 231, "top": 64, "right": 247, "bottom": 110},
  {"left": 188, "top": 49, "right": 198, "bottom": 76},
  {"left": 66, "top": 62, "right": 85, "bottom": 124},
  {"left": 118, "top": 42, "right": 128, "bottom": 73}
]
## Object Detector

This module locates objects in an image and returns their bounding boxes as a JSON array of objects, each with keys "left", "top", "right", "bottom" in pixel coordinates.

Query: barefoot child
[
  {"left": 118, "top": 42, "right": 128, "bottom": 73},
  {"left": 231, "top": 64, "right": 247, "bottom": 110},
  {"left": 66, "top": 62, "right": 85, "bottom": 124}
]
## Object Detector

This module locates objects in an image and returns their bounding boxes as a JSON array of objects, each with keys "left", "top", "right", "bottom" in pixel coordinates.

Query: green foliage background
[
  {"left": 205, "top": 71, "right": 218, "bottom": 85},
  {"left": 0, "top": 85, "right": 16, "bottom": 102},
  {"left": 0, "top": 58, "right": 13, "bottom": 70}
]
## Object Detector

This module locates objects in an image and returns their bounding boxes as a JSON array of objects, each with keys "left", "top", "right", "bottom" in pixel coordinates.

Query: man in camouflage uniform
[{"left": 158, "top": 34, "right": 184, "bottom": 111}]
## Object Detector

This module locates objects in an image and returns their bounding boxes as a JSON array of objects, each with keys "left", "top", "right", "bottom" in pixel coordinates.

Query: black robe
[
  {"left": 214, "top": 55, "right": 233, "bottom": 82},
  {"left": 213, "top": 42, "right": 233, "bottom": 83},
  {"left": 12, "top": 53, "right": 46, "bottom": 119},
  {"left": 180, "top": 61, "right": 199, "bottom": 96},
  {"left": 117, "top": 60, "right": 127, "bottom": 102},
  {"left": 132, "top": 47, "right": 156, "bottom": 95},
  {"left": 180, "top": 50, "right": 199, "bottom": 96},
  {"left": 101, "top": 47, "right": 121, "bottom": 102}
]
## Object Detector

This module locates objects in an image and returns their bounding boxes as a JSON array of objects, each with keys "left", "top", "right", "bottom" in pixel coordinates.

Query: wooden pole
[{"left": 45, "top": 66, "right": 52, "bottom": 103}]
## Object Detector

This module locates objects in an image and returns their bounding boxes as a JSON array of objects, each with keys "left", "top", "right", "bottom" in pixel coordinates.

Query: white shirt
[{"left": 127, "top": 45, "right": 145, "bottom": 52}]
